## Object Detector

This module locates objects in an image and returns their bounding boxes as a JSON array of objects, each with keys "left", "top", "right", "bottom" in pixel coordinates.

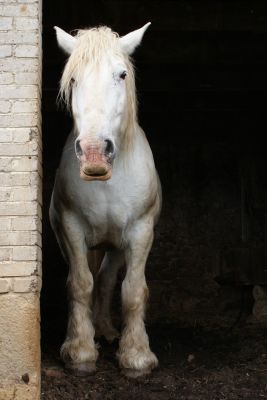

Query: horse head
[{"left": 55, "top": 23, "right": 151, "bottom": 181}]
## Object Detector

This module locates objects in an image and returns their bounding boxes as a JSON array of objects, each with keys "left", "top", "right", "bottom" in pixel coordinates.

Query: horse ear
[
  {"left": 54, "top": 26, "right": 77, "bottom": 55},
  {"left": 119, "top": 22, "right": 151, "bottom": 55}
]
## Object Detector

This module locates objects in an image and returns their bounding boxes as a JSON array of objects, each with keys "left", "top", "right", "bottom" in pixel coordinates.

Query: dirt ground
[{"left": 41, "top": 321, "right": 267, "bottom": 400}]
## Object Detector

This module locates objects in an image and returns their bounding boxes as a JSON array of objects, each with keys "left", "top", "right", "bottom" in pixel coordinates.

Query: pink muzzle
[{"left": 76, "top": 139, "right": 114, "bottom": 181}]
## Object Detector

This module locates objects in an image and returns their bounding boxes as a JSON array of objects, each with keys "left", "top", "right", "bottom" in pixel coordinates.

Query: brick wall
[{"left": 0, "top": 0, "right": 42, "bottom": 399}]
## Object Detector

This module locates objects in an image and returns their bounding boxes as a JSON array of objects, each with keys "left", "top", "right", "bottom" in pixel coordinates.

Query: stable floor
[{"left": 41, "top": 323, "right": 267, "bottom": 400}]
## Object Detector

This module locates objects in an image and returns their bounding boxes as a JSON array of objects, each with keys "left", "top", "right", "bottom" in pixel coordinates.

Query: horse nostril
[
  {"left": 104, "top": 139, "right": 115, "bottom": 157},
  {"left": 75, "top": 139, "right": 83, "bottom": 158}
]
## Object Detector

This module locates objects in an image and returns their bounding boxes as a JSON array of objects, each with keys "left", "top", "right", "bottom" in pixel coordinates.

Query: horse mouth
[{"left": 80, "top": 164, "right": 112, "bottom": 181}]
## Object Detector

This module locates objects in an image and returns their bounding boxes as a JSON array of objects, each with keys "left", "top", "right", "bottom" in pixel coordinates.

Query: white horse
[{"left": 50, "top": 23, "right": 161, "bottom": 378}]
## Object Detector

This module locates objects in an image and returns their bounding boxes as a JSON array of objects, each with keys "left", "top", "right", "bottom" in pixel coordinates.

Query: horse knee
[
  {"left": 122, "top": 280, "right": 149, "bottom": 313},
  {"left": 67, "top": 272, "right": 94, "bottom": 303}
]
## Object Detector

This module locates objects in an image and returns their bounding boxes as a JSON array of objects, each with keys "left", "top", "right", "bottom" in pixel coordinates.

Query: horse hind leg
[
  {"left": 93, "top": 249, "right": 124, "bottom": 342},
  {"left": 88, "top": 249, "right": 104, "bottom": 279}
]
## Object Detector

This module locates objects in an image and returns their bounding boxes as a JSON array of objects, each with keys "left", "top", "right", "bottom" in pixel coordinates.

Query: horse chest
[
  {"left": 73, "top": 186, "right": 132, "bottom": 246},
  {"left": 73, "top": 175, "right": 142, "bottom": 222},
  {"left": 83, "top": 206, "right": 129, "bottom": 249}
]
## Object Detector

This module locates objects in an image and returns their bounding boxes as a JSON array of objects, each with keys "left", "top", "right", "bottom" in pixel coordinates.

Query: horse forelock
[{"left": 59, "top": 26, "right": 138, "bottom": 149}]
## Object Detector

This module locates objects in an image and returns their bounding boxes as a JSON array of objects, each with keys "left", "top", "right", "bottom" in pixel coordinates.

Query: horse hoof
[
  {"left": 104, "top": 329, "right": 120, "bottom": 343},
  {"left": 95, "top": 326, "right": 120, "bottom": 343},
  {"left": 65, "top": 361, "right": 96, "bottom": 377},
  {"left": 121, "top": 367, "right": 152, "bottom": 378}
]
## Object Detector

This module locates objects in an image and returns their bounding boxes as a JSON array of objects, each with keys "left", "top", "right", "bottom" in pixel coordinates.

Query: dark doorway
[{"left": 42, "top": 2, "right": 267, "bottom": 398}]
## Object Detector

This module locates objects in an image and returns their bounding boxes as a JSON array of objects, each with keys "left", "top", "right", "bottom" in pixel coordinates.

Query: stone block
[
  {"left": 0, "top": 293, "right": 40, "bottom": 399},
  {"left": 0, "top": 278, "right": 11, "bottom": 292}
]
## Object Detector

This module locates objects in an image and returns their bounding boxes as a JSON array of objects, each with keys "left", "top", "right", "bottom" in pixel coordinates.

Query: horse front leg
[
  {"left": 51, "top": 211, "right": 98, "bottom": 376},
  {"left": 118, "top": 218, "right": 158, "bottom": 377}
]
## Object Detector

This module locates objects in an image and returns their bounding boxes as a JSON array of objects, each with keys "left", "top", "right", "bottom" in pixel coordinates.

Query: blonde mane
[{"left": 59, "top": 26, "right": 138, "bottom": 147}]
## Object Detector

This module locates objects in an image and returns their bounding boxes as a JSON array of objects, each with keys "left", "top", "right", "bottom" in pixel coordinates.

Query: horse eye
[
  {"left": 120, "top": 71, "right": 127, "bottom": 80},
  {"left": 70, "top": 78, "right": 75, "bottom": 85}
]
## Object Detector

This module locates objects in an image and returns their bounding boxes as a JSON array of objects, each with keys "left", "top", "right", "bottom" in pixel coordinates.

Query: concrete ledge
[
  {"left": 0, "top": 293, "right": 40, "bottom": 399},
  {"left": 0, "top": 384, "right": 39, "bottom": 400}
]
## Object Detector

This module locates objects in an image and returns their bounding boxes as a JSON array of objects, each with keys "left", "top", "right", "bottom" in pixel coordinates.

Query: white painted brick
[
  {"left": 0, "top": 31, "right": 38, "bottom": 44},
  {"left": 0, "top": 45, "right": 12, "bottom": 58},
  {"left": 0, "top": 231, "right": 39, "bottom": 246},
  {"left": 0, "top": 217, "right": 11, "bottom": 231},
  {"left": 0, "top": 157, "right": 12, "bottom": 170},
  {"left": 0, "top": 128, "right": 37, "bottom": 143},
  {"left": 12, "top": 100, "right": 38, "bottom": 113},
  {"left": 12, "top": 130, "right": 32, "bottom": 142},
  {"left": 0, "top": 0, "right": 42, "bottom": 302},
  {"left": 0, "top": 261, "right": 38, "bottom": 277},
  {"left": 0, "top": 248, "right": 11, "bottom": 261},
  {"left": 12, "top": 276, "right": 41, "bottom": 293},
  {"left": 11, "top": 216, "right": 41, "bottom": 232},
  {"left": 0, "top": 85, "right": 38, "bottom": 99},
  {"left": 18, "top": 0, "right": 39, "bottom": 3},
  {"left": 0, "top": 4, "right": 38, "bottom": 17},
  {"left": 0, "top": 100, "right": 11, "bottom": 113},
  {"left": 0, "top": 17, "right": 13, "bottom": 30},
  {"left": 0, "top": 113, "right": 38, "bottom": 128},
  {"left": 0, "top": 131, "right": 23, "bottom": 142},
  {"left": 0, "top": 171, "right": 40, "bottom": 186},
  {"left": 15, "top": 17, "right": 38, "bottom": 30},
  {"left": 12, "top": 186, "right": 39, "bottom": 201},
  {"left": 0, "top": 130, "right": 12, "bottom": 142},
  {"left": 0, "top": 58, "right": 38, "bottom": 72},
  {"left": 0, "top": 157, "right": 18, "bottom": 171},
  {"left": 0, "top": 187, "right": 10, "bottom": 201},
  {"left": 0, "top": 141, "right": 38, "bottom": 156},
  {"left": 15, "top": 44, "right": 38, "bottom": 57},
  {"left": 12, "top": 245, "right": 41, "bottom": 261},
  {"left": 37, "top": 160, "right": 42, "bottom": 176},
  {"left": 0, "top": 72, "right": 13, "bottom": 84},
  {"left": 12, "top": 156, "right": 39, "bottom": 171},
  {"left": 0, "top": 157, "right": 39, "bottom": 172},
  {"left": 0, "top": 201, "right": 39, "bottom": 216},
  {"left": 0, "top": 278, "right": 11, "bottom": 293},
  {"left": 0, "top": 186, "right": 38, "bottom": 201},
  {"left": 0, "top": 159, "right": 42, "bottom": 178},
  {"left": 37, "top": 203, "right": 42, "bottom": 219},
  {"left": 14, "top": 71, "right": 38, "bottom": 85}
]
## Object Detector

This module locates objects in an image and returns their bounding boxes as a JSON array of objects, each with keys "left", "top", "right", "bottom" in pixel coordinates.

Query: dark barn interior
[{"left": 42, "top": 1, "right": 267, "bottom": 399}]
